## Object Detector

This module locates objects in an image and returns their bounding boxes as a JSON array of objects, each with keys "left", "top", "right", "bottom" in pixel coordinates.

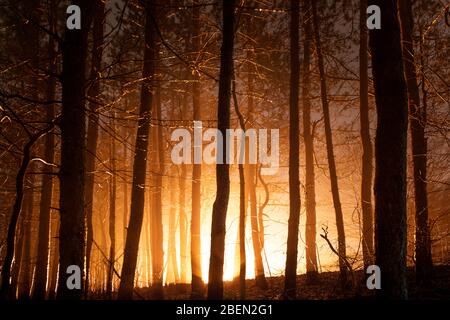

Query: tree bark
[
  {"left": 150, "top": 69, "right": 164, "bottom": 298},
  {"left": 57, "top": 0, "right": 93, "bottom": 299},
  {"left": 107, "top": 114, "right": 117, "bottom": 298},
  {"left": 399, "top": 0, "right": 433, "bottom": 286},
  {"left": 360, "top": 0, "right": 374, "bottom": 270},
  {"left": 246, "top": 49, "right": 267, "bottom": 290},
  {"left": 207, "top": 0, "right": 235, "bottom": 300},
  {"left": 118, "top": 0, "right": 155, "bottom": 299},
  {"left": 302, "top": 0, "right": 318, "bottom": 283},
  {"left": 232, "top": 76, "right": 246, "bottom": 299},
  {"left": 284, "top": 0, "right": 301, "bottom": 299},
  {"left": 369, "top": 0, "right": 409, "bottom": 300},
  {"left": 84, "top": 0, "right": 105, "bottom": 296},
  {"left": 18, "top": 178, "right": 35, "bottom": 300},
  {"left": 33, "top": 3, "right": 57, "bottom": 297},
  {"left": 310, "top": 0, "right": 348, "bottom": 285}
]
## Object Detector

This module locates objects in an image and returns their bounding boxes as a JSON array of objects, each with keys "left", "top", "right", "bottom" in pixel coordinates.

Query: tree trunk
[
  {"left": 18, "top": 179, "right": 34, "bottom": 300},
  {"left": 57, "top": 0, "right": 93, "bottom": 299},
  {"left": 33, "top": 4, "right": 57, "bottom": 297},
  {"left": 246, "top": 49, "right": 267, "bottom": 290},
  {"left": 360, "top": 0, "right": 374, "bottom": 270},
  {"left": 107, "top": 114, "right": 117, "bottom": 298},
  {"left": 369, "top": 0, "right": 409, "bottom": 300},
  {"left": 284, "top": 0, "right": 301, "bottom": 299},
  {"left": 84, "top": 0, "right": 105, "bottom": 296},
  {"left": 47, "top": 205, "right": 59, "bottom": 299},
  {"left": 232, "top": 76, "right": 247, "bottom": 299},
  {"left": 302, "top": 0, "right": 318, "bottom": 283},
  {"left": 310, "top": 0, "right": 348, "bottom": 285},
  {"left": 118, "top": 0, "right": 155, "bottom": 299},
  {"left": 151, "top": 70, "right": 164, "bottom": 298},
  {"left": 207, "top": 0, "right": 235, "bottom": 300},
  {"left": 9, "top": 214, "right": 25, "bottom": 299},
  {"left": 399, "top": 0, "right": 433, "bottom": 286},
  {"left": 191, "top": 0, "right": 204, "bottom": 298},
  {"left": 178, "top": 88, "right": 188, "bottom": 286}
]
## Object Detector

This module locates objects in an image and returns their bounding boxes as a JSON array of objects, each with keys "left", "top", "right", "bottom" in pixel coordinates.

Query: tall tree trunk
[
  {"left": 232, "top": 76, "right": 247, "bottom": 299},
  {"left": 360, "top": 0, "right": 374, "bottom": 270},
  {"left": 369, "top": 0, "right": 409, "bottom": 300},
  {"left": 191, "top": 0, "right": 204, "bottom": 298},
  {"left": 33, "top": 3, "right": 57, "bottom": 297},
  {"left": 207, "top": 0, "right": 235, "bottom": 300},
  {"left": 118, "top": 0, "right": 155, "bottom": 299},
  {"left": 246, "top": 49, "right": 267, "bottom": 290},
  {"left": 302, "top": 0, "right": 318, "bottom": 283},
  {"left": 151, "top": 71, "right": 164, "bottom": 298},
  {"left": 178, "top": 87, "right": 188, "bottom": 286},
  {"left": 57, "top": 0, "right": 93, "bottom": 299},
  {"left": 18, "top": 182, "right": 34, "bottom": 300},
  {"left": 84, "top": 0, "right": 105, "bottom": 296},
  {"left": 284, "top": 0, "right": 301, "bottom": 299},
  {"left": 122, "top": 113, "right": 129, "bottom": 248},
  {"left": 399, "top": 0, "right": 433, "bottom": 286},
  {"left": 310, "top": 0, "right": 348, "bottom": 285},
  {"left": 107, "top": 114, "right": 117, "bottom": 298}
]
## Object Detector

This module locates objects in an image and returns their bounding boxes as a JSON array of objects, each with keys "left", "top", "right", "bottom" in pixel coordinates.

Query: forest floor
[{"left": 134, "top": 264, "right": 450, "bottom": 300}]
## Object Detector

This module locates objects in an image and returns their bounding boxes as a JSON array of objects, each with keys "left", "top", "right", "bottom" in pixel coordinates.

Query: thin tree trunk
[
  {"left": 191, "top": 0, "right": 204, "bottom": 298},
  {"left": 84, "top": 0, "right": 106, "bottom": 296},
  {"left": 284, "top": 0, "right": 301, "bottom": 299},
  {"left": 207, "top": 0, "right": 235, "bottom": 300},
  {"left": 246, "top": 49, "right": 267, "bottom": 290},
  {"left": 369, "top": 0, "right": 409, "bottom": 300},
  {"left": 151, "top": 71, "right": 164, "bottom": 298},
  {"left": 232, "top": 76, "right": 246, "bottom": 299},
  {"left": 118, "top": 0, "right": 155, "bottom": 299},
  {"left": 18, "top": 179, "right": 34, "bottom": 300},
  {"left": 310, "top": 0, "right": 348, "bottom": 285},
  {"left": 123, "top": 117, "right": 129, "bottom": 248},
  {"left": 179, "top": 90, "right": 188, "bottom": 285},
  {"left": 302, "top": 0, "right": 318, "bottom": 283},
  {"left": 399, "top": 0, "right": 433, "bottom": 285},
  {"left": 33, "top": 3, "right": 57, "bottom": 297},
  {"left": 360, "top": 0, "right": 374, "bottom": 270},
  {"left": 107, "top": 114, "right": 117, "bottom": 298}
]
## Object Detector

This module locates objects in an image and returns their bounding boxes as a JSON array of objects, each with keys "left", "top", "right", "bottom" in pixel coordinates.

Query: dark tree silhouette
[
  {"left": 360, "top": 0, "right": 374, "bottom": 270},
  {"left": 207, "top": 0, "right": 235, "bottom": 300},
  {"left": 302, "top": 0, "right": 318, "bottom": 283},
  {"left": 311, "top": 0, "right": 348, "bottom": 285},
  {"left": 369, "top": 0, "right": 409, "bottom": 300},
  {"left": 399, "top": 0, "right": 433, "bottom": 285},
  {"left": 84, "top": 0, "right": 105, "bottom": 297},
  {"left": 284, "top": 0, "right": 301, "bottom": 299},
  {"left": 118, "top": 0, "right": 155, "bottom": 299},
  {"left": 57, "top": 0, "right": 94, "bottom": 299}
]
